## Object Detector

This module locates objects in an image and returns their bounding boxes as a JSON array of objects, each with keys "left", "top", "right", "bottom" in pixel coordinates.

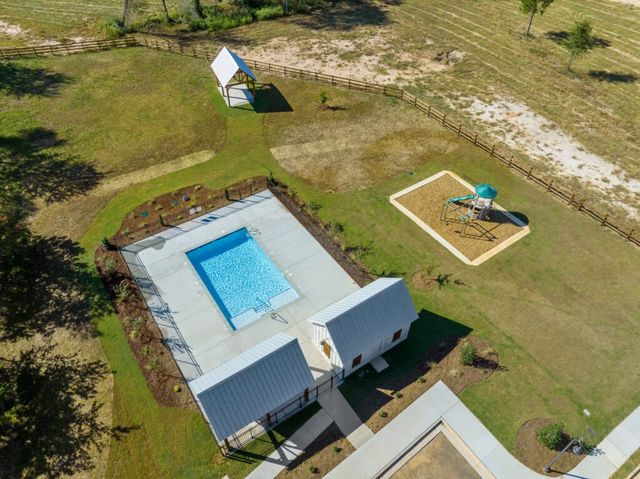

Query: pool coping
[{"left": 389, "top": 170, "right": 530, "bottom": 266}]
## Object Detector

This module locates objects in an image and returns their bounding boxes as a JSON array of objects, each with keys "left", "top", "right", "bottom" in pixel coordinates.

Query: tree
[
  {"left": 161, "top": 0, "right": 171, "bottom": 23},
  {"left": 192, "top": 0, "right": 203, "bottom": 18},
  {"left": 122, "top": 0, "right": 134, "bottom": 28},
  {"left": 520, "top": 0, "right": 555, "bottom": 36},
  {"left": 564, "top": 20, "right": 594, "bottom": 71}
]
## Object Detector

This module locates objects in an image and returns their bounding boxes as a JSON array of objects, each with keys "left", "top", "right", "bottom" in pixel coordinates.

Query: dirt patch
[
  {"left": 350, "top": 336, "right": 500, "bottom": 433},
  {"left": 610, "top": 0, "right": 640, "bottom": 6},
  {"left": 395, "top": 173, "right": 527, "bottom": 262},
  {"left": 276, "top": 423, "right": 355, "bottom": 478},
  {"left": 392, "top": 432, "right": 480, "bottom": 479},
  {"left": 0, "top": 20, "right": 25, "bottom": 37},
  {"left": 515, "top": 418, "right": 585, "bottom": 476},
  {"left": 95, "top": 247, "right": 194, "bottom": 409},
  {"left": 236, "top": 32, "right": 450, "bottom": 85},
  {"left": 452, "top": 96, "right": 640, "bottom": 219}
]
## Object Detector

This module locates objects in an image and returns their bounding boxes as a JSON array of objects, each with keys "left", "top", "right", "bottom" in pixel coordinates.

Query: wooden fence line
[
  {"left": 0, "top": 37, "right": 136, "bottom": 59},
  {"left": 2, "top": 35, "right": 637, "bottom": 247}
]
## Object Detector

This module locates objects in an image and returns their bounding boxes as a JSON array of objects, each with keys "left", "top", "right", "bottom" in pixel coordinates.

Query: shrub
[
  {"left": 379, "top": 410, "right": 388, "bottom": 418},
  {"left": 127, "top": 316, "right": 146, "bottom": 341},
  {"left": 332, "top": 445, "right": 342, "bottom": 453},
  {"left": 101, "top": 256, "right": 117, "bottom": 275},
  {"left": 173, "top": 384, "right": 182, "bottom": 393},
  {"left": 102, "top": 17, "right": 126, "bottom": 39},
  {"left": 308, "top": 201, "right": 322, "bottom": 211},
  {"left": 255, "top": 5, "right": 284, "bottom": 20},
  {"left": 309, "top": 465, "right": 319, "bottom": 474},
  {"left": 417, "top": 376, "right": 426, "bottom": 384},
  {"left": 114, "top": 280, "right": 131, "bottom": 304},
  {"left": 459, "top": 342, "right": 477, "bottom": 366},
  {"left": 537, "top": 422, "right": 566, "bottom": 450},
  {"left": 395, "top": 392, "right": 403, "bottom": 399}
]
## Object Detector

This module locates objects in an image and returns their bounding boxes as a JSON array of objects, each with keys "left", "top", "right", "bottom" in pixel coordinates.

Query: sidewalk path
[
  {"left": 245, "top": 409, "right": 333, "bottom": 479},
  {"left": 318, "top": 388, "right": 374, "bottom": 449},
  {"left": 326, "top": 381, "right": 640, "bottom": 479}
]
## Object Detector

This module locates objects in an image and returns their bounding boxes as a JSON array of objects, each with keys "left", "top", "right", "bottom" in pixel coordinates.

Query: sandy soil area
[
  {"left": 452, "top": 96, "right": 640, "bottom": 219},
  {"left": 610, "top": 0, "right": 640, "bottom": 6},
  {"left": 236, "top": 32, "right": 461, "bottom": 85},
  {"left": 396, "top": 173, "right": 526, "bottom": 261},
  {"left": 392, "top": 433, "right": 480, "bottom": 479}
]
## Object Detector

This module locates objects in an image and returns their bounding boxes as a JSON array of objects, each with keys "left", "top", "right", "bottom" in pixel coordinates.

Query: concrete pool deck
[{"left": 122, "top": 190, "right": 359, "bottom": 381}]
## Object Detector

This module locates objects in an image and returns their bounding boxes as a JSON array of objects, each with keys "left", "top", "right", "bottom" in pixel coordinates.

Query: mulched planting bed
[
  {"left": 276, "top": 423, "right": 355, "bottom": 478},
  {"left": 515, "top": 418, "right": 585, "bottom": 477},
  {"left": 348, "top": 335, "right": 501, "bottom": 433},
  {"left": 395, "top": 173, "right": 526, "bottom": 261},
  {"left": 95, "top": 247, "right": 194, "bottom": 409}
]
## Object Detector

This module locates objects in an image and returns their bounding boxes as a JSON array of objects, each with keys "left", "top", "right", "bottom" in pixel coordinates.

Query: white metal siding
[
  {"left": 308, "top": 278, "right": 417, "bottom": 373},
  {"left": 189, "top": 334, "right": 314, "bottom": 441}
]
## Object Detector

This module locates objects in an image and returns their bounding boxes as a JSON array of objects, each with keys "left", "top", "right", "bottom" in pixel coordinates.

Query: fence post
[
  {"left": 627, "top": 229, "right": 635, "bottom": 241},
  {"left": 601, "top": 214, "right": 608, "bottom": 226},
  {"left": 490, "top": 144, "right": 495, "bottom": 157},
  {"left": 442, "top": 114, "right": 447, "bottom": 126},
  {"left": 457, "top": 123, "right": 462, "bottom": 136},
  {"left": 568, "top": 193, "right": 575, "bottom": 206},
  {"left": 527, "top": 166, "right": 533, "bottom": 179},
  {"left": 547, "top": 179, "right": 553, "bottom": 191}
]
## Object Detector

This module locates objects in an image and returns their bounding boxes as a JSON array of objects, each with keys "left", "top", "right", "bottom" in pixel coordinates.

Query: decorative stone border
[{"left": 389, "top": 170, "right": 530, "bottom": 266}]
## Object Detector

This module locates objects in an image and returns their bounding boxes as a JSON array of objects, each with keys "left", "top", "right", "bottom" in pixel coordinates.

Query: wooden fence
[
  {"left": 1, "top": 34, "right": 637, "bottom": 246},
  {"left": 0, "top": 37, "right": 136, "bottom": 60}
]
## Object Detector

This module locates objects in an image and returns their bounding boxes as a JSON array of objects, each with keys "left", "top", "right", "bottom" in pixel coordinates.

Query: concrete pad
[{"left": 370, "top": 356, "right": 389, "bottom": 372}]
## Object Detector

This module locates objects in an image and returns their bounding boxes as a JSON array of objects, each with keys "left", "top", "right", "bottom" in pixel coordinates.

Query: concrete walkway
[
  {"left": 326, "top": 381, "right": 640, "bottom": 479},
  {"left": 245, "top": 409, "right": 333, "bottom": 479},
  {"left": 318, "top": 388, "right": 374, "bottom": 449}
]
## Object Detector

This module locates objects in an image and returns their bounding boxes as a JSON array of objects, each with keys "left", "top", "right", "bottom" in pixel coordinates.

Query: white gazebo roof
[
  {"left": 308, "top": 278, "right": 418, "bottom": 362},
  {"left": 188, "top": 333, "right": 314, "bottom": 441},
  {"left": 210, "top": 46, "right": 257, "bottom": 88}
]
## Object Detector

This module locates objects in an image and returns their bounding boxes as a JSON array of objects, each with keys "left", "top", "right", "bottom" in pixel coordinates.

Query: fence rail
[
  {"left": 2, "top": 34, "right": 637, "bottom": 246},
  {"left": 221, "top": 369, "right": 346, "bottom": 454},
  {"left": 0, "top": 37, "right": 136, "bottom": 59}
]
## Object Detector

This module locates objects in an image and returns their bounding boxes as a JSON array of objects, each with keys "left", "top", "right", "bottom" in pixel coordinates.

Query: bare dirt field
[
  {"left": 392, "top": 432, "right": 481, "bottom": 479},
  {"left": 395, "top": 173, "right": 527, "bottom": 262}
]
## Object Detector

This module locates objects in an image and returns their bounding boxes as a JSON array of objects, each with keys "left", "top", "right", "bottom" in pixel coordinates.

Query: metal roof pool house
[
  {"left": 210, "top": 46, "right": 257, "bottom": 107},
  {"left": 308, "top": 278, "right": 419, "bottom": 376},
  {"left": 189, "top": 333, "right": 314, "bottom": 448}
]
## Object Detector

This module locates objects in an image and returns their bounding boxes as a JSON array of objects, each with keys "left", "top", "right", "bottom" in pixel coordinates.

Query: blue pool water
[{"left": 186, "top": 228, "right": 298, "bottom": 330}]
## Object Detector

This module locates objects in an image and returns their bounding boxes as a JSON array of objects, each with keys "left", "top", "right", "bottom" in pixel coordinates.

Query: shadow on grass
[
  {"left": 339, "top": 310, "right": 471, "bottom": 423},
  {"left": 292, "top": 0, "right": 396, "bottom": 31},
  {"left": 0, "top": 342, "right": 109, "bottom": 478},
  {"left": 0, "top": 128, "right": 104, "bottom": 205},
  {"left": 254, "top": 83, "right": 293, "bottom": 113},
  {"left": 588, "top": 70, "right": 637, "bottom": 84},
  {"left": 0, "top": 62, "right": 70, "bottom": 98},
  {"left": 545, "top": 31, "right": 610, "bottom": 48},
  {"left": 0, "top": 233, "right": 111, "bottom": 341}
]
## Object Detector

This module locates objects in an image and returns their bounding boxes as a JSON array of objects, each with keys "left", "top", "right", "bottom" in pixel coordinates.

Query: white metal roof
[
  {"left": 210, "top": 46, "right": 257, "bottom": 88},
  {"left": 188, "top": 333, "right": 314, "bottom": 440},
  {"left": 308, "top": 278, "right": 418, "bottom": 363}
]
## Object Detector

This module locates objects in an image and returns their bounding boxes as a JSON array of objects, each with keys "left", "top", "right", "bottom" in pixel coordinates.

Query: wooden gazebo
[{"left": 210, "top": 47, "right": 257, "bottom": 107}]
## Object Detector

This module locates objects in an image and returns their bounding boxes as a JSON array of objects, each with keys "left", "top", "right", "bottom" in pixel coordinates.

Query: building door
[{"left": 322, "top": 341, "right": 332, "bottom": 359}]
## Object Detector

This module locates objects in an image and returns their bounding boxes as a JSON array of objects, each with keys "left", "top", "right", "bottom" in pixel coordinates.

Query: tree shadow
[
  {"left": 292, "top": 0, "right": 395, "bottom": 31},
  {"left": 0, "top": 232, "right": 110, "bottom": 341},
  {"left": 545, "top": 31, "right": 610, "bottom": 48},
  {"left": 254, "top": 83, "right": 293, "bottom": 113},
  {"left": 339, "top": 310, "right": 472, "bottom": 423},
  {"left": 588, "top": 70, "right": 637, "bottom": 83},
  {"left": 111, "top": 424, "right": 142, "bottom": 441},
  {"left": 0, "top": 128, "right": 104, "bottom": 205},
  {"left": 0, "top": 62, "right": 70, "bottom": 98},
  {"left": 0, "top": 343, "right": 109, "bottom": 478}
]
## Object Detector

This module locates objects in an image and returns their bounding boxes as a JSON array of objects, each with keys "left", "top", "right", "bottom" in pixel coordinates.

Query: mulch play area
[{"left": 390, "top": 171, "right": 530, "bottom": 265}]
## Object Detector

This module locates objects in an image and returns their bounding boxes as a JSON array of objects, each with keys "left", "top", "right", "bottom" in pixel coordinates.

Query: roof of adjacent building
[
  {"left": 188, "top": 333, "right": 314, "bottom": 441},
  {"left": 210, "top": 46, "right": 257, "bottom": 87},
  {"left": 308, "top": 278, "right": 418, "bottom": 362}
]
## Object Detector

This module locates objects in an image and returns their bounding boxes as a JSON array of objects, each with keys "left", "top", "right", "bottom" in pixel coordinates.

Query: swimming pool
[{"left": 186, "top": 228, "right": 298, "bottom": 330}]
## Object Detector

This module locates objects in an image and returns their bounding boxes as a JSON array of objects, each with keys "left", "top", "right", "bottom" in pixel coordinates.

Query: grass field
[{"left": 3, "top": 47, "right": 640, "bottom": 477}]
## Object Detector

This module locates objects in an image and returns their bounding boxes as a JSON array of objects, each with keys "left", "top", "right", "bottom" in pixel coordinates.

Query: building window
[
  {"left": 351, "top": 355, "right": 362, "bottom": 368},
  {"left": 392, "top": 329, "right": 402, "bottom": 342}
]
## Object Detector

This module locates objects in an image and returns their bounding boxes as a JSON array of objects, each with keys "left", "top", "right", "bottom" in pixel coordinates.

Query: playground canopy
[
  {"left": 211, "top": 46, "right": 257, "bottom": 107},
  {"left": 475, "top": 183, "right": 498, "bottom": 199}
]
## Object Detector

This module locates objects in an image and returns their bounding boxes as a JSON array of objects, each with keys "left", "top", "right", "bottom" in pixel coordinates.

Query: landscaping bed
[
  {"left": 95, "top": 246, "right": 194, "bottom": 409},
  {"left": 276, "top": 423, "right": 354, "bottom": 478},
  {"left": 344, "top": 335, "right": 500, "bottom": 433},
  {"left": 515, "top": 418, "right": 584, "bottom": 477}
]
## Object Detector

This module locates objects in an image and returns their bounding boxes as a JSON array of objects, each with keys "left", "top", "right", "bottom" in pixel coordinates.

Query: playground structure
[{"left": 441, "top": 184, "right": 499, "bottom": 241}]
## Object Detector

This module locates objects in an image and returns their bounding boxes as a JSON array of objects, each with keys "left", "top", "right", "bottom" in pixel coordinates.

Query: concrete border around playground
[
  {"left": 325, "top": 380, "right": 640, "bottom": 479},
  {"left": 389, "top": 170, "right": 530, "bottom": 266}
]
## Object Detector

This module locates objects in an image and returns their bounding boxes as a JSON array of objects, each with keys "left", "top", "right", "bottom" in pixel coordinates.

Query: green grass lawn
[{"left": 4, "top": 48, "right": 639, "bottom": 477}]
